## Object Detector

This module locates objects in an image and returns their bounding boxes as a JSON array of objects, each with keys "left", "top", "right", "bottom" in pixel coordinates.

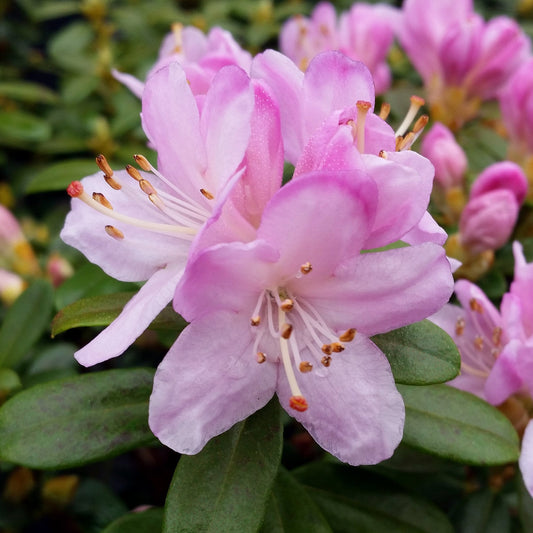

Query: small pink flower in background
[
  {"left": 113, "top": 24, "right": 252, "bottom": 98},
  {"left": 280, "top": 2, "right": 399, "bottom": 94},
  {"left": 499, "top": 58, "right": 533, "bottom": 199},
  {"left": 0, "top": 269, "right": 25, "bottom": 306},
  {"left": 149, "top": 171, "right": 453, "bottom": 464},
  {"left": 61, "top": 62, "right": 282, "bottom": 367},
  {"left": 399, "top": 0, "right": 530, "bottom": 128},
  {"left": 430, "top": 242, "right": 533, "bottom": 497}
]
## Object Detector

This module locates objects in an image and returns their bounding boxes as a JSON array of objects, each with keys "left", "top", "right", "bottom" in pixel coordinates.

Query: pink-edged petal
[
  {"left": 510, "top": 241, "right": 533, "bottom": 337},
  {"left": 258, "top": 171, "right": 377, "bottom": 279},
  {"left": 302, "top": 51, "right": 375, "bottom": 138},
  {"left": 302, "top": 243, "right": 453, "bottom": 335},
  {"left": 277, "top": 334, "right": 404, "bottom": 465},
  {"left": 519, "top": 421, "right": 533, "bottom": 498},
  {"left": 200, "top": 65, "right": 254, "bottom": 193},
  {"left": 252, "top": 50, "right": 305, "bottom": 164},
  {"left": 141, "top": 61, "right": 206, "bottom": 195},
  {"left": 402, "top": 212, "right": 448, "bottom": 246},
  {"left": 173, "top": 239, "right": 279, "bottom": 322},
  {"left": 112, "top": 69, "right": 144, "bottom": 99},
  {"left": 74, "top": 262, "right": 184, "bottom": 366},
  {"left": 484, "top": 339, "right": 524, "bottom": 405},
  {"left": 60, "top": 170, "right": 189, "bottom": 282},
  {"left": 361, "top": 151, "right": 435, "bottom": 249},
  {"left": 149, "top": 310, "right": 277, "bottom": 454},
  {"left": 229, "top": 79, "right": 283, "bottom": 228},
  {"left": 454, "top": 279, "right": 502, "bottom": 328}
]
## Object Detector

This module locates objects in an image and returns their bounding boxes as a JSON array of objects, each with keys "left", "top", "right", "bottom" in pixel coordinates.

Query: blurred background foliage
[{"left": 2, "top": 0, "right": 533, "bottom": 531}]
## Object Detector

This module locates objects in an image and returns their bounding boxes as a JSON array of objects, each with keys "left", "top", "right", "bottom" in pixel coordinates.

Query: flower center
[
  {"left": 454, "top": 296, "right": 504, "bottom": 378},
  {"left": 67, "top": 154, "right": 213, "bottom": 242},
  {"left": 250, "top": 262, "right": 357, "bottom": 413}
]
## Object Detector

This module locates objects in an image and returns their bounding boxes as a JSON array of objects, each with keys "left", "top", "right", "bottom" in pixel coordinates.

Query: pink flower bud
[
  {"left": 421, "top": 122, "right": 467, "bottom": 188},
  {"left": 0, "top": 269, "right": 25, "bottom": 305},
  {"left": 459, "top": 189, "right": 519, "bottom": 254},
  {"left": 46, "top": 253, "right": 74, "bottom": 288},
  {"left": 469, "top": 161, "right": 528, "bottom": 204}
]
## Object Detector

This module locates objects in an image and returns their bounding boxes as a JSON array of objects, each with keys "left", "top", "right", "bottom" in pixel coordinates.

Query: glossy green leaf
[
  {"left": 163, "top": 399, "right": 282, "bottom": 533},
  {"left": 399, "top": 384, "right": 520, "bottom": 465},
  {"left": 372, "top": 320, "right": 460, "bottom": 385},
  {"left": 0, "top": 110, "right": 51, "bottom": 146},
  {"left": 295, "top": 462, "right": 453, "bottom": 533},
  {"left": 259, "top": 468, "right": 332, "bottom": 533},
  {"left": 52, "top": 292, "right": 186, "bottom": 337},
  {"left": 0, "top": 369, "right": 22, "bottom": 399},
  {"left": 0, "top": 81, "right": 58, "bottom": 104},
  {"left": 101, "top": 508, "right": 163, "bottom": 533},
  {"left": 0, "top": 280, "right": 54, "bottom": 369},
  {"left": 25, "top": 159, "right": 98, "bottom": 193},
  {"left": 0, "top": 368, "right": 156, "bottom": 469}
]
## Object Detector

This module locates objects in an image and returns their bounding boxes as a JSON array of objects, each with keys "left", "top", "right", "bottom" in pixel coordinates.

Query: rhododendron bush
[{"left": 1, "top": 0, "right": 533, "bottom": 531}]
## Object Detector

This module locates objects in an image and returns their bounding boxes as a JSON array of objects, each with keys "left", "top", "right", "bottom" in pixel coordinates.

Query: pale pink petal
[
  {"left": 484, "top": 340, "right": 523, "bottom": 405},
  {"left": 276, "top": 334, "right": 404, "bottom": 465},
  {"left": 251, "top": 50, "right": 305, "bottom": 164},
  {"left": 200, "top": 66, "right": 254, "bottom": 193},
  {"left": 302, "top": 243, "right": 453, "bottom": 335},
  {"left": 149, "top": 310, "right": 277, "bottom": 454},
  {"left": 112, "top": 69, "right": 144, "bottom": 99},
  {"left": 361, "top": 151, "right": 434, "bottom": 248},
  {"left": 74, "top": 262, "right": 184, "bottom": 366},
  {"left": 510, "top": 242, "right": 533, "bottom": 337},
  {"left": 402, "top": 212, "right": 448, "bottom": 246},
  {"left": 60, "top": 170, "right": 189, "bottom": 282},
  {"left": 141, "top": 61, "right": 207, "bottom": 196},
  {"left": 257, "top": 171, "right": 376, "bottom": 279},
  {"left": 519, "top": 421, "right": 533, "bottom": 498}
]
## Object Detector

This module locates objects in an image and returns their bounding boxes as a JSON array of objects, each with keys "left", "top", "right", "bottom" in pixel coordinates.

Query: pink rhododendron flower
[
  {"left": 149, "top": 171, "right": 454, "bottom": 464},
  {"left": 113, "top": 24, "right": 252, "bottom": 98},
  {"left": 253, "top": 50, "right": 445, "bottom": 246},
  {"left": 399, "top": 0, "right": 530, "bottom": 128},
  {"left": 458, "top": 162, "right": 527, "bottom": 254},
  {"left": 61, "top": 61, "right": 282, "bottom": 366},
  {"left": 280, "top": 2, "right": 399, "bottom": 94},
  {"left": 430, "top": 242, "right": 533, "bottom": 496}
]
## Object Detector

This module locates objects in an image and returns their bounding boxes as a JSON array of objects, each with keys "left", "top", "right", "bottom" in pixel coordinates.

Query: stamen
[
  {"left": 322, "top": 344, "right": 332, "bottom": 355},
  {"left": 171, "top": 22, "right": 183, "bottom": 53},
  {"left": 133, "top": 154, "right": 151, "bottom": 172},
  {"left": 299, "top": 361, "right": 313, "bottom": 373},
  {"left": 300, "top": 262, "right": 312, "bottom": 274},
  {"left": 104, "top": 175, "right": 122, "bottom": 190},
  {"left": 126, "top": 164, "right": 142, "bottom": 182},
  {"left": 474, "top": 336, "right": 484, "bottom": 350},
  {"left": 492, "top": 327, "right": 502, "bottom": 347},
  {"left": 251, "top": 315, "right": 261, "bottom": 326},
  {"left": 330, "top": 342, "right": 345, "bottom": 353},
  {"left": 280, "top": 298, "right": 294, "bottom": 311},
  {"left": 379, "top": 150, "right": 388, "bottom": 159},
  {"left": 139, "top": 179, "right": 157, "bottom": 196},
  {"left": 200, "top": 188, "right": 214, "bottom": 200},
  {"left": 379, "top": 102, "right": 391, "bottom": 120},
  {"left": 339, "top": 328, "right": 356, "bottom": 342},
  {"left": 256, "top": 352, "right": 266, "bottom": 364},
  {"left": 413, "top": 115, "right": 429, "bottom": 134},
  {"left": 281, "top": 323, "right": 293, "bottom": 339},
  {"left": 470, "top": 298, "right": 484, "bottom": 313},
  {"left": 455, "top": 317, "right": 466, "bottom": 336},
  {"left": 321, "top": 355, "right": 331, "bottom": 367},
  {"left": 105, "top": 225, "right": 124, "bottom": 240},
  {"left": 355, "top": 100, "right": 372, "bottom": 153},
  {"left": 96, "top": 154, "right": 113, "bottom": 176},
  {"left": 397, "top": 131, "right": 415, "bottom": 151},
  {"left": 289, "top": 396, "right": 308, "bottom": 412},
  {"left": 278, "top": 310, "right": 307, "bottom": 411},
  {"left": 66, "top": 181, "right": 197, "bottom": 238},
  {"left": 395, "top": 95, "right": 425, "bottom": 137},
  {"left": 92, "top": 192, "right": 113, "bottom": 209}
]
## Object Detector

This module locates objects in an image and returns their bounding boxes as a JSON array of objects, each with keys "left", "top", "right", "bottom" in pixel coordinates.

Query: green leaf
[
  {"left": 518, "top": 472, "right": 533, "bottom": 532},
  {"left": 52, "top": 292, "right": 187, "bottom": 337},
  {"left": 0, "top": 369, "right": 22, "bottom": 400},
  {"left": 163, "top": 398, "right": 282, "bottom": 533},
  {"left": 452, "top": 489, "right": 511, "bottom": 533},
  {"left": 0, "top": 368, "right": 156, "bottom": 469},
  {"left": 399, "top": 384, "right": 520, "bottom": 465},
  {"left": 102, "top": 508, "right": 164, "bottom": 533},
  {"left": 0, "top": 110, "right": 51, "bottom": 146},
  {"left": 0, "top": 81, "right": 58, "bottom": 104},
  {"left": 259, "top": 468, "right": 332, "bottom": 533},
  {"left": 295, "top": 462, "right": 454, "bottom": 533},
  {"left": 25, "top": 159, "right": 98, "bottom": 193},
  {"left": 0, "top": 280, "right": 54, "bottom": 369},
  {"left": 372, "top": 320, "right": 460, "bottom": 385}
]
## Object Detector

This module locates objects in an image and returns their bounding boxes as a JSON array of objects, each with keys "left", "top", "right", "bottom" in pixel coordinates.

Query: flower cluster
[{"left": 60, "top": 0, "right": 533, "bottom": 478}]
